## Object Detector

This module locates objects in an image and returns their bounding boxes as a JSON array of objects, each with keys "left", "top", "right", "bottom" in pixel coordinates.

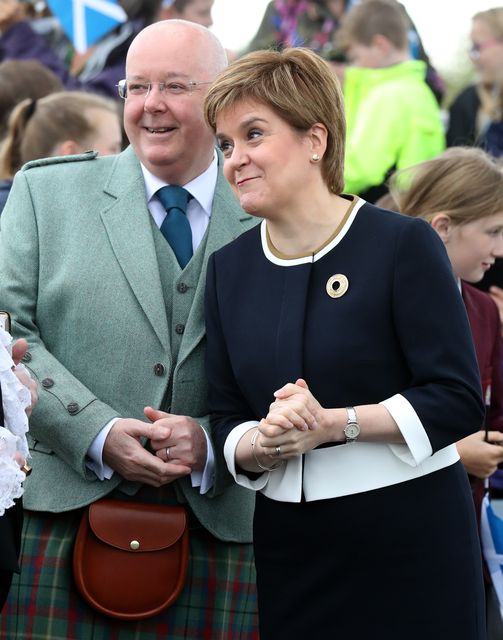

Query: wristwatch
[{"left": 344, "top": 406, "right": 360, "bottom": 444}]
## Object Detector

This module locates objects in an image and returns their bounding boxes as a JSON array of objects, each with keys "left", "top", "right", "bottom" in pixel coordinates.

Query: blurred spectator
[
  {"left": 158, "top": 0, "right": 214, "bottom": 27},
  {"left": 339, "top": 0, "right": 444, "bottom": 202},
  {"left": 0, "top": 0, "right": 163, "bottom": 98},
  {"left": 0, "top": 59, "right": 63, "bottom": 142},
  {"left": 243, "top": 0, "right": 348, "bottom": 59},
  {"left": 447, "top": 7, "right": 503, "bottom": 154},
  {"left": 391, "top": 146, "right": 503, "bottom": 639},
  {"left": 243, "top": 0, "right": 444, "bottom": 101},
  {"left": 0, "top": 91, "right": 121, "bottom": 214},
  {"left": 0, "top": 333, "right": 38, "bottom": 611}
]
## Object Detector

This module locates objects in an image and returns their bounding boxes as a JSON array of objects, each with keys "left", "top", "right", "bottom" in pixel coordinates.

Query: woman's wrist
[
  {"left": 251, "top": 428, "right": 284, "bottom": 471},
  {"left": 319, "top": 407, "right": 347, "bottom": 443}
]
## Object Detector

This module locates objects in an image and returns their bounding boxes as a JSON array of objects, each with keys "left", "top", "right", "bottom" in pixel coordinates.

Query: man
[{"left": 0, "top": 20, "right": 258, "bottom": 639}]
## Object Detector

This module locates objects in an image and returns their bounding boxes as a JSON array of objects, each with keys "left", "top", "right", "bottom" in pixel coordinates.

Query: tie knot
[{"left": 157, "top": 185, "right": 191, "bottom": 214}]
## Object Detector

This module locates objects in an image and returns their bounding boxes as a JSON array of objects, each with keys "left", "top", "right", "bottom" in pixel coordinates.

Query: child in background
[
  {"left": 338, "top": 0, "right": 444, "bottom": 202},
  {"left": 390, "top": 146, "right": 503, "bottom": 639},
  {"left": 0, "top": 91, "right": 122, "bottom": 215}
]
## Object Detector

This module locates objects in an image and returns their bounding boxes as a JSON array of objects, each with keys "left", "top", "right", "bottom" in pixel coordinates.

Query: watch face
[{"left": 344, "top": 423, "right": 360, "bottom": 439}]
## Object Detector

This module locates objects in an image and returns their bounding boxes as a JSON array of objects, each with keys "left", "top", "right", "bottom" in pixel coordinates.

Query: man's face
[{"left": 123, "top": 24, "right": 218, "bottom": 185}]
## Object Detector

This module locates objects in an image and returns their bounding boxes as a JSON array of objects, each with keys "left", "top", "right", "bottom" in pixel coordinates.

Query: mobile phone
[{"left": 0, "top": 311, "right": 11, "bottom": 333}]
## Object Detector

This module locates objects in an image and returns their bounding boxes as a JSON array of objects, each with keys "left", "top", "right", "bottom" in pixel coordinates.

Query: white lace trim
[
  {"left": 0, "top": 327, "right": 31, "bottom": 516},
  {"left": 0, "top": 427, "right": 25, "bottom": 516}
]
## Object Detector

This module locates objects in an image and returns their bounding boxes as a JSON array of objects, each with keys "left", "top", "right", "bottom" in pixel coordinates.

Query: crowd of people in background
[{"left": 1, "top": 1, "right": 503, "bottom": 639}]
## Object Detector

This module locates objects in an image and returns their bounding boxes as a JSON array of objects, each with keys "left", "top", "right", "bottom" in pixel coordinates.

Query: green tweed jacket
[{"left": 0, "top": 146, "right": 257, "bottom": 542}]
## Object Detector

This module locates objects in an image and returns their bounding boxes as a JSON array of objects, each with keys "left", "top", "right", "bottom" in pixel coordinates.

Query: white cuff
[
  {"left": 224, "top": 421, "right": 270, "bottom": 490},
  {"left": 86, "top": 417, "right": 119, "bottom": 480},
  {"left": 380, "top": 394, "right": 432, "bottom": 466},
  {"left": 190, "top": 425, "right": 214, "bottom": 494}
]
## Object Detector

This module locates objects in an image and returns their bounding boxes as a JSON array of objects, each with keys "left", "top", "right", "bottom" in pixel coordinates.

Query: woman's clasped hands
[{"left": 258, "top": 378, "right": 336, "bottom": 458}]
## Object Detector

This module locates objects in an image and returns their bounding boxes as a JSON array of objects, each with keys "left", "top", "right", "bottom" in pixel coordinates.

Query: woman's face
[
  {"left": 444, "top": 212, "right": 503, "bottom": 282},
  {"left": 216, "top": 100, "right": 313, "bottom": 217},
  {"left": 470, "top": 18, "right": 503, "bottom": 84}
]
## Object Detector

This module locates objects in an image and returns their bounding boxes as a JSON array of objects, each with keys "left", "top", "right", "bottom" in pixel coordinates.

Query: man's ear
[{"left": 430, "top": 213, "right": 452, "bottom": 243}]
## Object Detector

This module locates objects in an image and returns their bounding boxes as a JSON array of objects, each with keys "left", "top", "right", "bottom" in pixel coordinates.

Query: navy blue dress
[{"left": 206, "top": 199, "right": 486, "bottom": 639}]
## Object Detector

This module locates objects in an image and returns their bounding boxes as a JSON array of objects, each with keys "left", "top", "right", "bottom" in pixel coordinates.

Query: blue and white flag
[
  {"left": 481, "top": 493, "right": 503, "bottom": 616},
  {"left": 47, "top": 0, "right": 128, "bottom": 53}
]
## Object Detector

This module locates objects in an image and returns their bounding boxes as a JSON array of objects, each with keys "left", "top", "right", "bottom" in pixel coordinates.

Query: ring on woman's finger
[
  {"left": 275, "top": 445, "right": 281, "bottom": 457},
  {"left": 166, "top": 447, "right": 171, "bottom": 461}
]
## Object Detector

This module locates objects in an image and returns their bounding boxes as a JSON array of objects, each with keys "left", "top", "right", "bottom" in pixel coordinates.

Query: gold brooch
[{"left": 326, "top": 274, "right": 349, "bottom": 299}]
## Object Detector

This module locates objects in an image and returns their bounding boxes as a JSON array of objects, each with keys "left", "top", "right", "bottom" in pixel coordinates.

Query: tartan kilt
[{"left": 0, "top": 507, "right": 259, "bottom": 640}]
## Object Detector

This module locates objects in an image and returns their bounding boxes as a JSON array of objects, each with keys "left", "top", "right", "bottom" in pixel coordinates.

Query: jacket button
[
  {"left": 177, "top": 282, "right": 188, "bottom": 293},
  {"left": 41, "top": 378, "right": 54, "bottom": 389},
  {"left": 22, "top": 351, "right": 32, "bottom": 363},
  {"left": 67, "top": 402, "right": 79, "bottom": 415},
  {"left": 153, "top": 363, "right": 165, "bottom": 376},
  {"left": 175, "top": 323, "right": 185, "bottom": 334}
]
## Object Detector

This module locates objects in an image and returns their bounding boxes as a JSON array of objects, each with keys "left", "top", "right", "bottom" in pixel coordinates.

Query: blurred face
[
  {"left": 123, "top": 23, "right": 218, "bottom": 184},
  {"left": 345, "top": 41, "right": 383, "bottom": 68},
  {"left": 179, "top": 0, "right": 214, "bottom": 27},
  {"left": 470, "top": 18, "right": 503, "bottom": 84},
  {"left": 84, "top": 108, "right": 122, "bottom": 155},
  {"left": 444, "top": 212, "right": 503, "bottom": 282},
  {"left": 216, "top": 100, "right": 312, "bottom": 217}
]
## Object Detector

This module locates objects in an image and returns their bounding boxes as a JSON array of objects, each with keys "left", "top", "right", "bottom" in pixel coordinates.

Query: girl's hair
[
  {"left": 390, "top": 147, "right": 503, "bottom": 225},
  {"left": 0, "top": 91, "right": 118, "bottom": 179},
  {"left": 0, "top": 59, "right": 63, "bottom": 140},
  {"left": 473, "top": 7, "right": 503, "bottom": 41}
]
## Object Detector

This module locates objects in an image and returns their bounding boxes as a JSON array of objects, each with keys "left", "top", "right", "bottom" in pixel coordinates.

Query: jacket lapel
[
  {"left": 177, "top": 156, "right": 256, "bottom": 366},
  {"left": 100, "top": 147, "right": 171, "bottom": 351}
]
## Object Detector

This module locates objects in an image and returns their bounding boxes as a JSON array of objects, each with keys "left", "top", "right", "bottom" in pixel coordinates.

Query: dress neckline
[{"left": 261, "top": 196, "right": 364, "bottom": 267}]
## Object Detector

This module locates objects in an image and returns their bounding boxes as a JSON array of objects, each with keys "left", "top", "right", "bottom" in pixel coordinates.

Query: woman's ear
[
  {"left": 430, "top": 213, "right": 452, "bottom": 243},
  {"left": 308, "top": 123, "right": 328, "bottom": 161}
]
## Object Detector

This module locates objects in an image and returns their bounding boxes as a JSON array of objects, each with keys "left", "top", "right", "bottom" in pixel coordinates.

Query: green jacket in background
[{"left": 343, "top": 59, "right": 445, "bottom": 197}]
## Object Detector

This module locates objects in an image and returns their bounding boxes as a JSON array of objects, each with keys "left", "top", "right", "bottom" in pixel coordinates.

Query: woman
[
  {"left": 203, "top": 48, "right": 486, "bottom": 639},
  {"left": 0, "top": 90, "right": 122, "bottom": 214},
  {"left": 447, "top": 7, "right": 503, "bottom": 154},
  {"left": 390, "top": 147, "right": 503, "bottom": 638}
]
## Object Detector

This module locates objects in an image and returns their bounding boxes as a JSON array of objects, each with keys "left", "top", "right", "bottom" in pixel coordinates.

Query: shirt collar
[{"left": 140, "top": 150, "right": 218, "bottom": 217}]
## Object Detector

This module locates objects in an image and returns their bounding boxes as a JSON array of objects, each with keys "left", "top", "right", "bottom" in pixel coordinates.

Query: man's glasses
[
  {"left": 470, "top": 39, "right": 502, "bottom": 59},
  {"left": 116, "top": 78, "right": 212, "bottom": 100}
]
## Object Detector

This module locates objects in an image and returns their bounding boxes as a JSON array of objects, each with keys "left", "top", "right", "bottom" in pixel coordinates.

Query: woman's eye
[
  {"left": 248, "top": 129, "right": 261, "bottom": 140},
  {"left": 218, "top": 140, "right": 233, "bottom": 155}
]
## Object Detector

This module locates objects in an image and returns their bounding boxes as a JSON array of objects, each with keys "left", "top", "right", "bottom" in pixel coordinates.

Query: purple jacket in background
[{"left": 0, "top": 19, "right": 141, "bottom": 98}]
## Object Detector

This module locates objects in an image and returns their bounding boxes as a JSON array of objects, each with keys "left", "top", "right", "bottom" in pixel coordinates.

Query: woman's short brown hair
[
  {"left": 204, "top": 47, "right": 346, "bottom": 194},
  {"left": 390, "top": 147, "right": 503, "bottom": 225}
]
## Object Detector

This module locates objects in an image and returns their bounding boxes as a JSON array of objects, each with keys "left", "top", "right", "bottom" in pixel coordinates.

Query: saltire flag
[
  {"left": 47, "top": 0, "right": 127, "bottom": 53},
  {"left": 480, "top": 493, "right": 503, "bottom": 616}
]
